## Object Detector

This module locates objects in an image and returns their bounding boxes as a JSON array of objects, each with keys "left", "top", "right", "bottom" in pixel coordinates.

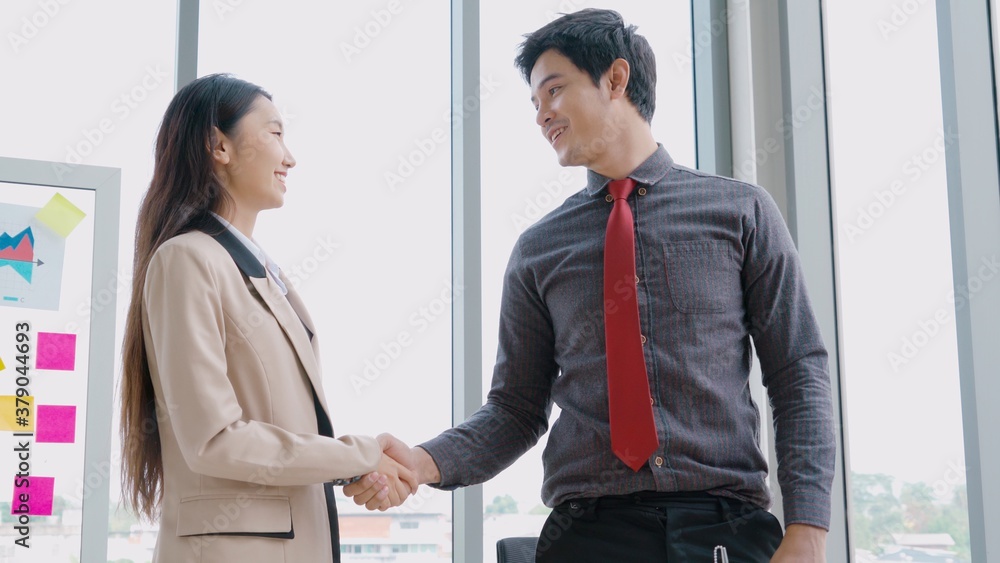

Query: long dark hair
[{"left": 120, "top": 73, "right": 271, "bottom": 520}]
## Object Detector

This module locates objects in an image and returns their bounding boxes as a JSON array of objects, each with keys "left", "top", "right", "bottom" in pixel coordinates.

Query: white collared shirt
[{"left": 210, "top": 212, "right": 288, "bottom": 295}]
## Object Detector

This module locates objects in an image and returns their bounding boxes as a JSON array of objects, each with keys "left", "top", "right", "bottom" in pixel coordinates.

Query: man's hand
[
  {"left": 343, "top": 434, "right": 419, "bottom": 511},
  {"left": 378, "top": 433, "right": 417, "bottom": 475},
  {"left": 344, "top": 434, "right": 441, "bottom": 510},
  {"left": 771, "top": 523, "right": 827, "bottom": 562}
]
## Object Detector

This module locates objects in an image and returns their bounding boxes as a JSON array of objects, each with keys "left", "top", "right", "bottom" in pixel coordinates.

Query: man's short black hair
[{"left": 515, "top": 8, "right": 656, "bottom": 123}]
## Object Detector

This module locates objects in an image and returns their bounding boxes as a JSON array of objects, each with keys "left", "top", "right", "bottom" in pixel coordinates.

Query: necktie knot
[{"left": 608, "top": 178, "right": 637, "bottom": 201}]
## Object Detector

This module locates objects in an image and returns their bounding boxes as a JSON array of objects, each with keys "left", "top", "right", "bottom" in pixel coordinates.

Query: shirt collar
[
  {"left": 210, "top": 212, "right": 268, "bottom": 265},
  {"left": 210, "top": 212, "right": 288, "bottom": 295},
  {"left": 584, "top": 144, "right": 674, "bottom": 196}
]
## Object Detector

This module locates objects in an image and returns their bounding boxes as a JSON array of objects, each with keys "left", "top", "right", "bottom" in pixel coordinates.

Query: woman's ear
[
  {"left": 607, "top": 58, "right": 631, "bottom": 100},
  {"left": 210, "top": 126, "right": 231, "bottom": 165}
]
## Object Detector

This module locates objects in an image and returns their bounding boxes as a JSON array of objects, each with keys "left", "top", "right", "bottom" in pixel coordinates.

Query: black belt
[{"left": 557, "top": 491, "right": 752, "bottom": 522}]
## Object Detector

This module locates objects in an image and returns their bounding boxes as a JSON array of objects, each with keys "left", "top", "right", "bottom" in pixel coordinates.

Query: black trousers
[{"left": 535, "top": 491, "right": 783, "bottom": 563}]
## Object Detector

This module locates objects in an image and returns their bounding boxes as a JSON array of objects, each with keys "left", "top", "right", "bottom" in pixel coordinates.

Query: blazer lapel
[
  {"left": 200, "top": 218, "right": 328, "bottom": 422},
  {"left": 246, "top": 276, "right": 325, "bottom": 394},
  {"left": 282, "top": 277, "right": 318, "bottom": 350}
]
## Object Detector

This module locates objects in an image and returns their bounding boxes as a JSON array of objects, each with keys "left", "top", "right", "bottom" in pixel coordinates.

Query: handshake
[{"left": 341, "top": 433, "right": 441, "bottom": 511}]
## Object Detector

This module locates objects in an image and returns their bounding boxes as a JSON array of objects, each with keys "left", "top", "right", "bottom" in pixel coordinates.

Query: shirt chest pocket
[{"left": 663, "top": 241, "right": 742, "bottom": 313}]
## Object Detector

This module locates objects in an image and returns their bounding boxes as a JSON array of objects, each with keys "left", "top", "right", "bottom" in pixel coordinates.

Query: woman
[{"left": 120, "top": 74, "right": 415, "bottom": 562}]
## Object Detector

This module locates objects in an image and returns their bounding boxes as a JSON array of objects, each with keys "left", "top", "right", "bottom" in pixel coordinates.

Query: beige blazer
[{"left": 141, "top": 220, "right": 380, "bottom": 562}]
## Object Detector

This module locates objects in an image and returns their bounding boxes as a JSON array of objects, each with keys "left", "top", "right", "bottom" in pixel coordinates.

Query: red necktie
[{"left": 604, "top": 178, "right": 658, "bottom": 471}]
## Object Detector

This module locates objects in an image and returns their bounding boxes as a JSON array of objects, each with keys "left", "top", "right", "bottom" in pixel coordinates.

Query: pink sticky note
[
  {"left": 35, "top": 405, "right": 76, "bottom": 443},
  {"left": 11, "top": 476, "right": 55, "bottom": 516},
  {"left": 36, "top": 332, "right": 76, "bottom": 371}
]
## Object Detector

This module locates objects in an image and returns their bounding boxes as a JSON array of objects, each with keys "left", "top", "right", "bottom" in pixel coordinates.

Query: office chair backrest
[{"left": 496, "top": 537, "right": 538, "bottom": 563}]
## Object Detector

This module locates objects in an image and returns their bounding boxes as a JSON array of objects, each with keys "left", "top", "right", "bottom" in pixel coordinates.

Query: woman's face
[{"left": 217, "top": 96, "right": 296, "bottom": 214}]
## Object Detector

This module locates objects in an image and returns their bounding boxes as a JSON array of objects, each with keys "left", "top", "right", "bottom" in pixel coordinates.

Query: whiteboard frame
[{"left": 0, "top": 155, "right": 120, "bottom": 563}]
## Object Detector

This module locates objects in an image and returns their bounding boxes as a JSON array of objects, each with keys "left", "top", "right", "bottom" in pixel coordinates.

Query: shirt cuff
[
  {"left": 782, "top": 490, "right": 832, "bottom": 531},
  {"left": 416, "top": 437, "right": 463, "bottom": 491}
]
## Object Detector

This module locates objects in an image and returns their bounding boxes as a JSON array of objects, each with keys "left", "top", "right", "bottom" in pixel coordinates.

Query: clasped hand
[{"left": 344, "top": 433, "right": 418, "bottom": 511}]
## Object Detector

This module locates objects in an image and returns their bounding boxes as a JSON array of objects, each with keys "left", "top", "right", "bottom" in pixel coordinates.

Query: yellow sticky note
[
  {"left": 0, "top": 356, "right": 5, "bottom": 371},
  {"left": 35, "top": 193, "right": 86, "bottom": 238},
  {"left": 0, "top": 395, "right": 34, "bottom": 432}
]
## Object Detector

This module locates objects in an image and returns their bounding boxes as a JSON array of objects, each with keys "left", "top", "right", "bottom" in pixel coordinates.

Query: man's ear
[
  {"left": 607, "top": 58, "right": 631, "bottom": 100},
  {"left": 209, "top": 126, "right": 231, "bottom": 165}
]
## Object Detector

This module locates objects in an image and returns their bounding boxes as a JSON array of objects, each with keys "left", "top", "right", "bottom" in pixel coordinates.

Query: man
[{"left": 347, "top": 9, "right": 834, "bottom": 561}]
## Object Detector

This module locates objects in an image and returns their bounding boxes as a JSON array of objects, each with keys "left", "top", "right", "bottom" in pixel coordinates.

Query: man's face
[{"left": 530, "top": 49, "right": 618, "bottom": 168}]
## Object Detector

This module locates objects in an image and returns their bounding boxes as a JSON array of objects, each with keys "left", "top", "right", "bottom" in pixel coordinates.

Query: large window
[
  {"left": 0, "top": 2, "right": 177, "bottom": 561},
  {"left": 197, "top": 1, "right": 454, "bottom": 560},
  {"left": 6, "top": 1, "right": 1000, "bottom": 561},
  {"left": 825, "top": 2, "right": 971, "bottom": 560},
  {"left": 479, "top": 2, "right": 695, "bottom": 559}
]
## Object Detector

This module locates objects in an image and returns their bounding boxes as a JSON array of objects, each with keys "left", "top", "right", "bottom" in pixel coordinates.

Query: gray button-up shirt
[{"left": 420, "top": 145, "right": 835, "bottom": 529}]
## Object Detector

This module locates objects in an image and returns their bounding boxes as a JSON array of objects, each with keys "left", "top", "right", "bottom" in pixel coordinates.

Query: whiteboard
[{"left": 0, "top": 157, "right": 120, "bottom": 563}]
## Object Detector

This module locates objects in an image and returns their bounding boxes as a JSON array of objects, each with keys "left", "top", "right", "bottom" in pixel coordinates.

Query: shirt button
[
  {"left": 641, "top": 335, "right": 647, "bottom": 345},
  {"left": 655, "top": 456, "right": 664, "bottom": 467},
  {"left": 605, "top": 194, "right": 614, "bottom": 202},
  {"left": 638, "top": 187, "right": 648, "bottom": 196}
]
